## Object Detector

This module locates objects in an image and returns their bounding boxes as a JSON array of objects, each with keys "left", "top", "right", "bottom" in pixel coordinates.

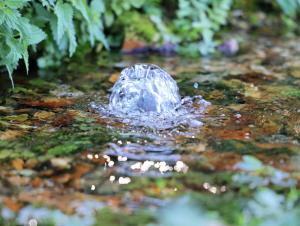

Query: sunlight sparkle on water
[
  {"left": 203, "top": 182, "right": 227, "bottom": 194},
  {"left": 118, "top": 177, "right": 131, "bottom": 184}
]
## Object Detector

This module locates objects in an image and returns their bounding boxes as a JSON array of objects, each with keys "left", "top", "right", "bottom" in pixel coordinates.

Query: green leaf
[
  {"left": 0, "top": 0, "right": 46, "bottom": 86},
  {"left": 19, "top": 18, "right": 47, "bottom": 45},
  {"left": 70, "top": 0, "right": 89, "bottom": 21},
  {"left": 4, "top": 0, "right": 31, "bottom": 9},
  {"left": 41, "top": 0, "right": 56, "bottom": 7},
  {"left": 0, "top": 14, "right": 5, "bottom": 25},
  {"left": 277, "top": 0, "right": 298, "bottom": 17},
  {"left": 129, "top": 0, "right": 145, "bottom": 8},
  {"left": 91, "top": 0, "right": 105, "bottom": 13},
  {"left": 54, "top": 1, "right": 77, "bottom": 55}
]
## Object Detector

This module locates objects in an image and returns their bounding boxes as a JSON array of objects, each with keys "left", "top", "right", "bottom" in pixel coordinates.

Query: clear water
[
  {"left": 2, "top": 38, "right": 300, "bottom": 225},
  {"left": 109, "top": 64, "right": 181, "bottom": 113},
  {"left": 91, "top": 63, "right": 211, "bottom": 130}
]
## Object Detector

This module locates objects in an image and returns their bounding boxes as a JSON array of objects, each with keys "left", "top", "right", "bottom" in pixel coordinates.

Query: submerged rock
[{"left": 109, "top": 64, "right": 181, "bottom": 113}]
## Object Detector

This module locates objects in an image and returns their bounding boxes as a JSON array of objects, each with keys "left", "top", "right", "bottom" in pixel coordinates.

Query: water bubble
[
  {"left": 91, "top": 63, "right": 210, "bottom": 129},
  {"left": 109, "top": 64, "right": 181, "bottom": 113}
]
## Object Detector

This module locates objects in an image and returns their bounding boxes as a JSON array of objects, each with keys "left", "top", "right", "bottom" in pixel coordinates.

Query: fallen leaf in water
[
  {"left": 33, "top": 111, "right": 55, "bottom": 120},
  {"left": 3, "top": 114, "right": 28, "bottom": 122},
  {"left": 11, "top": 124, "right": 33, "bottom": 130},
  {"left": 3, "top": 197, "right": 23, "bottom": 212},
  {"left": 69, "top": 163, "right": 93, "bottom": 189},
  {"left": 24, "top": 97, "right": 74, "bottom": 108},
  {"left": 31, "top": 177, "right": 42, "bottom": 188},
  {"left": 214, "top": 128, "right": 251, "bottom": 140},
  {"left": 25, "top": 159, "right": 39, "bottom": 169},
  {"left": 53, "top": 173, "right": 72, "bottom": 184},
  {"left": 0, "top": 130, "right": 23, "bottom": 140},
  {"left": 109, "top": 72, "right": 120, "bottom": 83},
  {"left": 0, "top": 106, "right": 13, "bottom": 114},
  {"left": 203, "top": 151, "right": 242, "bottom": 171},
  {"left": 72, "top": 163, "right": 93, "bottom": 179},
  {"left": 18, "top": 190, "right": 76, "bottom": 214},
  {"left": 51, "top": 110, "right": 80, "bottom": 127},
  {"left": 11, "top": 159, "right": 24, "bottom": 170}
]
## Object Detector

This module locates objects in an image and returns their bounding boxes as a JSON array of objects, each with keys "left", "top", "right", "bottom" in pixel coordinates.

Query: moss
[
  {"left": 47, "top": 143, "right": 79, "bottom": 156},
  {"left": 0, "top": 117, "right": 118, "bottom": 160},
  {"left": 179, "top": 79, "right": 245, "bottom": 105},
  {"left": 176, "top": 171, "right": 233, "bottom": 190},
  {"left": 122, "top": 177, "right": 183, "bottom": 198},
  {"left": 282, "top": 89, "right": 300, "bottom": 98},
  {"left": 34, "top": 121, "right": 117, "bottom": 157},
  {"left": 93, "top": 208, "right": 154, "bottom": 226},
  {"left": 210, "top": 139, "right": 294, "bottom": 155},
  {"left": 28, "top": 79, "right": 57, "bottom": 90},
  {"left": 0, "top": 140, "right": 36, "bottom": 160}
]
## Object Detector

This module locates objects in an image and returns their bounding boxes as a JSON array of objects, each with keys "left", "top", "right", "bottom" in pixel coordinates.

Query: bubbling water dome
[
  {"left": 91, "top": 63, "right": 210, "bottom": 129},
  {"left": 109, "top": 64, "right": 181, "bottom": 114}
]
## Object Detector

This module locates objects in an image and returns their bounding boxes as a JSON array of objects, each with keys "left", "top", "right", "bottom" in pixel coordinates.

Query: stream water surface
[{"left": 0, "top": 37, "right": 300, "bottom": 226}]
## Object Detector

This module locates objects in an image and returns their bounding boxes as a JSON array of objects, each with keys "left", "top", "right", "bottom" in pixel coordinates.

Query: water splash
[
  {"left": 109, "top": 64, "right": 181, "bottom": 113},
  {"left": 91, "top": 63, "right": 210, "bottom": 129},
  {"left": 87, "top": 64, "right": 210, "bottom": 189}
]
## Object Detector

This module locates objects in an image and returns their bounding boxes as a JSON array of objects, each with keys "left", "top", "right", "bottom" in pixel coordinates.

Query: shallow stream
[{"left": 0, "top": 37, "right": 300, "bottom": 226}]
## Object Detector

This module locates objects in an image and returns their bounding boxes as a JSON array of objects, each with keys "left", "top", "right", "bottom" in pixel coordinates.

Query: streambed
[{"left": 0, "top": 37, "right": 300, "bottom": 226}]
